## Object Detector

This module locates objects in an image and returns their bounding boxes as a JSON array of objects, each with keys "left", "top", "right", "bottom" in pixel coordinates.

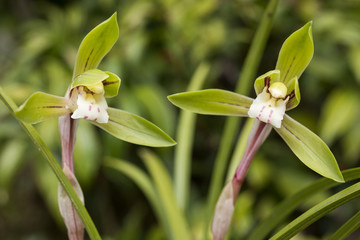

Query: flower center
[
  {"left": 268, "top": 82, "right": 287, "bottom": 99},
  {"left": 248, "top": 82, "right": 289, "bottom": 128},
  {"left": 70, "top": 86, "right": 109, "bottom": 123}
]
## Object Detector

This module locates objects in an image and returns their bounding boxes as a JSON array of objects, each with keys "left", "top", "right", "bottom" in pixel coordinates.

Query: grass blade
[
  {"left": 0, "top": 85, "right": 101, "bottom": 240},
  {"left": 249, "top": 168, "right": 360, "bottom": 240}
]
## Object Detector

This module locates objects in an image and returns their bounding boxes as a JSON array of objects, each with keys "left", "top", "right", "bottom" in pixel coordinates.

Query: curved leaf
[
  {"left": 270, "top": 182, "right": 360, "bottom": 240},
  {"left": 139, "top": 149, "right": 191, "bottom": 240},
  {"left": 329, "top": 209, "right": 360, "bottom": 240},
  {"left": 15, "top": 92, "right": 70, "bottom": 124},
  {"left": 275, "top": 114, "right": 343, "bottom": 182},
  {"left": 276, "top": 21, "right": 314, "bottom": 83},
  {"left": 249, "top": 168, "right": 360, "bottom": 240},
  {"left": 168, "top": 89, "right": 253, "bottom": 117},
  {"left": 73, "top": 13, "right": 119, "bottom": 77},
  {"left": 103, "top": 157, "right": 172, "bottom": 237},
  {"left": 93, "top": 108, "right": 176, "bottom": 147}
]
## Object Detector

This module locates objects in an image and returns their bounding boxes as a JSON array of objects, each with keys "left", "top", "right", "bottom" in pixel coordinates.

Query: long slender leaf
[
  {"left": 270, "top": 181, "right": 360, "bottom": 240},
  {"left": 174, "top": 62, "right": 210, "bottom": 210},
  {"left": 249, "top": 168, "right": 360, "bottom": 240},
  {"left": 0, "top": 85, "right": 101, "bottom": 240},
  {"left": 140, "top": 149, "right": 191, "bottom": 240},
  {"left": 329, "top": 209, "right": 360, "bottom": 240},
  {"left": 205, "top": 0, "right": 279, "bottom": 237},
  {"left": 103, "top": 157, "right": 172, "bottom": 238}
]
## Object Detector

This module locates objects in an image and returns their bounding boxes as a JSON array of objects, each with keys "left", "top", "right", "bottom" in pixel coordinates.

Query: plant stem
[
  {"left": 0, "top": 85, "right": 101, "bottom": 240},
  {"left": 204, "top": 0, "right": 279, "bottom": 237}
]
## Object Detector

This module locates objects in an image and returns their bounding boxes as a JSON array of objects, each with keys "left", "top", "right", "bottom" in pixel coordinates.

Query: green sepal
[
  {"left": 92, "top": 108, "right": 176, "bottom": 147},
  {"left": 275, "top": 21, "right": 314, "bottom": 83},
  {"left": 72, "top": 69, "right": 109, "bottom": 88},
  {"left": 285, "top": 76, "right": 301, "bottom": 110},
  {"left": 168, "top": 89, "right": 253, "bottom": 117},
  {"left": 275, "top": 114, "right": 344, "bottom": 183},
  {"left": 73, "top": 13, "right": 119, "bottom": 77},
  {"left": 103, "top": 71, "right": 121, "bottom": 98},
  {"left": 15, "top": 92, "right": 70, "bottom": 124},
  {"left": 254, "top": 70, "right": 280, "bottom": 95}
]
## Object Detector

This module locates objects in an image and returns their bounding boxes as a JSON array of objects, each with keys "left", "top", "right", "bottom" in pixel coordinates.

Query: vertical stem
[
  {"left": 174, "top": 63, "right": 210, "bottom": 210},
  {"left": 234, "top": 120, "right": 272, "bottom": 182},
  {"left": 0, "top": 85, "right": 101, "bottom": 240},
  {"left": 204, "top": 0, "right": 279, "bottom": 237},
  {"left": 59, "top": 114, "right": 78, "bottom": 171}
]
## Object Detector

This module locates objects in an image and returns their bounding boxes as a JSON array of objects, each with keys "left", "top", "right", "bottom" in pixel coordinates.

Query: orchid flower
[
  {"left": 168, "top": 22, "right": 344, "bottom": 240},
  {"left": 15, "top": 13, "right": 175, "bottom": 240}
]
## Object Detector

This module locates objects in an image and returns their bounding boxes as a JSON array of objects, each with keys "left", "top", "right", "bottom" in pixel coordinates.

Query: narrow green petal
[
  {"left": 285, "top": 76, "right": 301, "bottom": 110},
  {"left": 103, "top": 71, "right": 121, "bottom": 98},
  {"left": 73, "top": 13, "right": 119, "bottom": 77},
  {"left": 92, "top": 108, "right": 176, "bottom": 147},
  {"left": 15, "top": 92, "right": 70, "bottom": 124},
  {"left": 168, "top": 89, "right": 253, "bottom": 117},
  {"left": 276, "top": 21, "right": 314, "bottom": 83},
  {"left": 254, "top": 70, "right": 280, "bottom": 95},
  {"left": 72, "top": 69, "right": 109, "bottom": 88},
  {"left": 275, "top": 114, "right": 344, "bottom": 182}
]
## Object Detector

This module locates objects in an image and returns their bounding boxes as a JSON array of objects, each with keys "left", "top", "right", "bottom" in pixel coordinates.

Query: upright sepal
[
  {"left": 16, "top": 92, "right": 70, "bottom": 124},
  {"left": 168, "top": 89, "right": 253, "bottom": 117},
  {"left": 92, "top": 108, "right": 176, "bottom": 147},
  {"left": 275, "top": 114, "right": 344, "bottom": 182},
  {"left": 276, "top": 21, "right": 314, "bottom": 83},
  {"left": 73, "top": 13, "right": 119, "bottom": 77}
]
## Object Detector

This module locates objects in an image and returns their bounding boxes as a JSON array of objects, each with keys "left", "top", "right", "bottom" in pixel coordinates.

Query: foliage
[{"left": 0, "top": 0, "right": 360, "bottom": 239}]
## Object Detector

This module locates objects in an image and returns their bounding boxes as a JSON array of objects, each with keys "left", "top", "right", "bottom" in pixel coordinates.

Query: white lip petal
[
  {"left": 248, "top": 89, "right": 287, "bottom": 128},
  {"left": 70, "top": 87, "right": 109, "bottom": 123}
]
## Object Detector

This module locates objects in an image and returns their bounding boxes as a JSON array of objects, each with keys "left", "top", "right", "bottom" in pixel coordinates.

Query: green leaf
[
  {"left": 275, "top": 114, "right": 344, "bottom": 182},
  {"left": 168, "top": 89, "right": 253, "bottom": 116},
  {"left": 254, "top": 70, "right": 280, "bottom": 95},
  {"left": 72, "top": 69, "right": 109, "bottom": 88},
  {"left": 249, "top": 168, "right": 360, "bottom": 240},
  {"left": 0, "top": 86, "right": 101, "bottom": 240},
  {"left": 329, "top": 210, "right": 360, "bottom": 240},
  {"left": 15, "top": 92, "right": 70, "bottom": 124},
  {"left": 93, "top": 108, "right": 176, "bottom": 147},
  {"left": 276, "top": 21, "right": 314, "bottom": 83},
  {"left": 174, "top": 62, "right": 210, "bottom": 211},
  {"left": 270, "top": 181, "right": 360, "bottom": 240},
  {"left": 73, "top": 12, "right": 119, "bottom": 77},
  {"left": 319, "top": 89, "right": 359, "bottom": 144},
  {"left": 139, "top": 149, "right": 191, "bottom": 240},
  {"left": 103, "top": 157, "right": 172, "bottom": 238},
  {"left": 103, "top": 71, "right": 121, "bottom": 98}
]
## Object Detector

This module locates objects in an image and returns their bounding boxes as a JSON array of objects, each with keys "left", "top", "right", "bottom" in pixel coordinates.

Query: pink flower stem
[
  {"left": 58, "top": 114, "right": 78, "bottom": 173},
  {"left": 233, "top": 119, "right": 272, "bottom": 196}
]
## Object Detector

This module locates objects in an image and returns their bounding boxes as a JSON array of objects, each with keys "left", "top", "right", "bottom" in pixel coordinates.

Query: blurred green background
[{"left": 0, "top": 0, "right": 360, "bottom": 239}]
